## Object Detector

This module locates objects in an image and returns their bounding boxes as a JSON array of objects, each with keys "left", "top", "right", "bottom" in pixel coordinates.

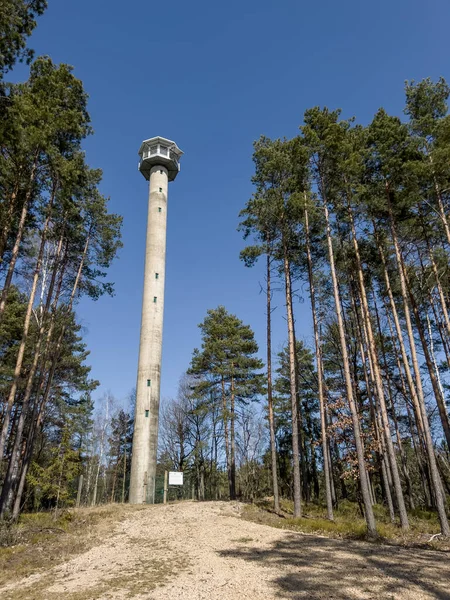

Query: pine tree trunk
[
  {"left": 266, "top": 251, "right": 280, "bottom": 512},
  {"left": 429, "top": 292, "right": 450, "bottom": 367},
  {"left": 374, "top": 292, "right": 415, "bottom": 510},
  {"left": 11, "top": 439, "right": 31, "bottom": 520},
  {"left": 428, "top": 246, "right": 450, "bottom": 341},
  {"left": 347, "top": 205, "right": 409, "bottom": 529},
  {"left": 230, "top": 373, "right": 236, "bottom": 500},
  {"left": 387, "top": 198, "right": 450, "bottom": 536},
  {"left": 92, "top": 458, "right": 101, "bottom": 507},
  {"left": 0, "top": 175, "right": 21, "bottom": 263},
  {"left": 220, "top": 375, "right": 231, "bottom": 498},
  {"left": 110, "top": 465, "right": 118, "bottom": 503},
  {"left": 122, "top": 447, "right": 127, "bottom": 503},
  {"left": 406, "top": 278, "right": 450, "bottom": 451},
  {"left": 380, "top": 450, "right": 396, "bottom": 521},
  {"left": 293, "top": 335, "right": 308, "bottom": 504},
  {"left": 9, "top": 235, "right": 89, "bottom": 517},
  {"left": 305, "top": 203, "right": 333, "bottom": 520},
  {"left": 375, "top": 231, "right": 427, "bottom": 442},
  {"left": 0, "top": 154, "right": 39, "bottom": 324},
  {"left": 428, "top": 152, "right": 450, "bottom": 247},
  {"left": 356, "top": 314, "right": 394, "bottom": 520},
  {"left": 323, "top": 202, "right": 377, "bottom": 537},
  {"left": 0, "top": 229, "right": 64, "bottom": 515},
  {"left": 0, "top": 193, "right": 54, "bottom": 467},
  {"left": 283, "top": 242, "right": 302, "bottom": 518},
  {"left": 11, "top": 279, "right": 66, "bottom": 518},
  {"left": 55, "top": 447, "right": 65, "bottom": 511}
]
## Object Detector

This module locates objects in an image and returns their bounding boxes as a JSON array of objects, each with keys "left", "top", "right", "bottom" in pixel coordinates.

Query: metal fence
[{"left": 153, "top": 473, "right": 194, "bottom": 504}]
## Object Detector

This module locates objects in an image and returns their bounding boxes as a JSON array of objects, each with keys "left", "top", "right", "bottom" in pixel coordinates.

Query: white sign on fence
[{"left": 168, "top": 471, "right": 183, "bottom": 486}]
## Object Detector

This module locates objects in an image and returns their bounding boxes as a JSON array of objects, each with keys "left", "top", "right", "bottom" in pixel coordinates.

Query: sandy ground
[{"left": 1, "top": 501, "right": 450, "bottom": 599}]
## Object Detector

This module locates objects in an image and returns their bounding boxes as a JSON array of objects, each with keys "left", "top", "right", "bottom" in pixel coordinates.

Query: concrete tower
[{"left": 129, "top": 136, "right": 183, "bottom": 504}]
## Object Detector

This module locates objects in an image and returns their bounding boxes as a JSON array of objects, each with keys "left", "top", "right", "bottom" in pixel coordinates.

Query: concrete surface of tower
[{"left": 129, "top": 136, "right": 183, "bottom": 504}]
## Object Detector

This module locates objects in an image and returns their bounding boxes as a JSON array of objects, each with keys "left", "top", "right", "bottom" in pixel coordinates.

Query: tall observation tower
[{"left": 129, "top": 136, "right": 183, "bottom": 504}]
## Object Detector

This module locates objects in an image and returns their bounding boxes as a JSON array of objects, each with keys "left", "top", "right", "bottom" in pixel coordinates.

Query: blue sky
[{"left": 14, "top": 0, "right": 450, "bottom": 407}]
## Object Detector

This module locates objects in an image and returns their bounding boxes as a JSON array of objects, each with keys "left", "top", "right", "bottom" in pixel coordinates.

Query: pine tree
[
  {"left": 189, "top": 306, "right": 263, "bottom": 499},
  {"left": 0, "top": 0, "right": 47, "bottom": 78}
]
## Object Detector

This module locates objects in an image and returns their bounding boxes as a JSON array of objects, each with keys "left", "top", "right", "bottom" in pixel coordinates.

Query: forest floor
[{"left": 0, "top": 501, "right": 450, "bottom": 600}]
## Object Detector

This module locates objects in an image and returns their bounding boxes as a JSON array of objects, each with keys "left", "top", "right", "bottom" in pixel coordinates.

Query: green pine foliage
[{"left": 0, "top": 9, "right": 122, "bottom": 518}]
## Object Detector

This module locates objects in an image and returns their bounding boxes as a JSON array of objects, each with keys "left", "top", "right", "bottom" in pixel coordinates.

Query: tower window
[
  {"left": 155, "top": 273, "right": 159, "bottom": 279},
  {"left": 147, "top": 379, "right": 151, "bottom": 387},
  {"left": 145, "top": 410, "right": 149, "bottom": 417},
  {"left": 153, "top": 296, "right": 157, "bottom": 303},
  {"left": 158, "top": 207, "right": 162, "bottom": 212},
  {"left": 160, "top": 169, "right": 163, "bottom": 175},
  {"left": 159, "top": 187, "right": 162, "bottom": 193}
]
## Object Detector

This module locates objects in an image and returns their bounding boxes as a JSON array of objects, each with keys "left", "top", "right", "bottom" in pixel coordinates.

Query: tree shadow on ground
[{"left": 219, "top": 532, "right": 450, "bottom": 599}]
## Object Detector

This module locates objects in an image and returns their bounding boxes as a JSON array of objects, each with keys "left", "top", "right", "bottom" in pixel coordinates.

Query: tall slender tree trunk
[
  {"left": 354, "top": 295, "right": 394, "bottom": 521},
  {"left": 122, "top": 446, "right": 127, "bottom": 503},
  {"left": 91, "top": 458, "right": 101, "bottom": 507},
  {"left": 0, "top": 193, "right": 54, "bottom": 466},
  {"left": 10, "top": 291, "right": 65, "bottom": 518},
  {"left": 427, "top": 244, "right": 450, "bottom": 341},
  {"left": 305, "top": 203, "right": 333, "bottom": 520},
  {"left": 323, "top": 201, "right": 376, "bottom": 537},
  {"left": 294, "top": 336, "right": 308, "bottom": 504},
  {"left": 10, "top": 234, "right": 89, "bottom": 517},
  {"left": 372, "top": 291, "right": 415, "bottom": 510},
  {"left": 385, "top": 297, "right": 432, "bottom": 508},
  {"left": 0, "top": 229, "right": 64, "bottom": 515},
  {"left": 0, "top": 154, "right": 39, "bottom": 323},
  {"left": 428, "top": 152, "right": 450, "bottom": 247},
  {"left": 92, "top": 398, "right": 109, "bottom": 507},
  {"left": 220, "top": 375, "right": 231, "bottom": 498},
  {"left": 375, "top": 229, "right": 426, "bottom": 440},
  {"left": 347, "top": 204, "right": 409, "bottom": 529},
  {"left": 387, "top": 196, "right": 450, "bottom": 536},
  {"left": 0, "top": 174, "right": 21, "bottom": 263},
  {"left": 325, "top": 404, "right": 337, "bottom": 507},
  {"left": 110, "top": 464, "right": 118, "bottom": 503},
  {"left": 230, "top": 373, "right": 236, "bottom": 500},
  {"left": 266, "top": 250, "right": 279, "bottom": 512},
  {"left": 405, "top": 275, "right": 450, "bottom": 451},
  {"left": 429, "top": 292, "right": 450, "bottom": 368},
  {"left": 283, "top": 241, "right": 302, "bottom": 518}
]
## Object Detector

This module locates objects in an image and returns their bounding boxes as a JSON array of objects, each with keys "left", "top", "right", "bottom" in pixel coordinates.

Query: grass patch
[
  {"left": 242, "top": 499, "right": 447, "bottom": 548},
  {"left": 40, "top": 554, "right": 189, "bottom": 600},
  {"left": 0, "top": 503, "right": 145, "bottom": 589}
]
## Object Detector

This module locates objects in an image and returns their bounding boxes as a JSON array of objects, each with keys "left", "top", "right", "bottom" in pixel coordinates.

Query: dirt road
[{"left": 1, "top": 501, "right": 450, "bottom": 599}]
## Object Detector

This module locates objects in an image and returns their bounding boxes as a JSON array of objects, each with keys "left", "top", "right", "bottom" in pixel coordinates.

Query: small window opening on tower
[
  {"left": 145, "top": 410, "right": 149, "bottom": 417},
  {"left": 147, "top": 379, "right": 151, "bottom": 387},
  {"left": 155, "top": 273, "right": 159, "bottom": 279},
  {"left": 158, "top": 207, "right": 162, "bottom": 212},
  {"left": 153, "top": 296, "right": 157, "bottom": 303},
  {"left": 160, "top": 169, "right": 163, "bottom": 174},
  {"left": 159, "top": 187, "right": 162, "bottom": 193}
]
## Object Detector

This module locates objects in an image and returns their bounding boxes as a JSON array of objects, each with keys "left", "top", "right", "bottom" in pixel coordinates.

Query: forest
[
  {"left": 160, "top": 81, "right": 450, "bottom": 540},
  {"left": 1, "top": 0, "right": 450, "bottom": 544},
  {"left": 0, "top": 1, "right": 124, "bottom": 519}
]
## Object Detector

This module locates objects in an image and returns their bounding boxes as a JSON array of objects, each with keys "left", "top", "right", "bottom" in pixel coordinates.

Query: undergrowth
[
  {"left": 0, "top": 503, "right": 145, "bottom": 588},
  {"left": 242, "top": 499, "right": 448, "bottom": 548}
]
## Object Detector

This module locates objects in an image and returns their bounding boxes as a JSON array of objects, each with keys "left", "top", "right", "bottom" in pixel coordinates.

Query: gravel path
[{"left": 2, "top": 501, "right": 450, "bottom": 599}]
